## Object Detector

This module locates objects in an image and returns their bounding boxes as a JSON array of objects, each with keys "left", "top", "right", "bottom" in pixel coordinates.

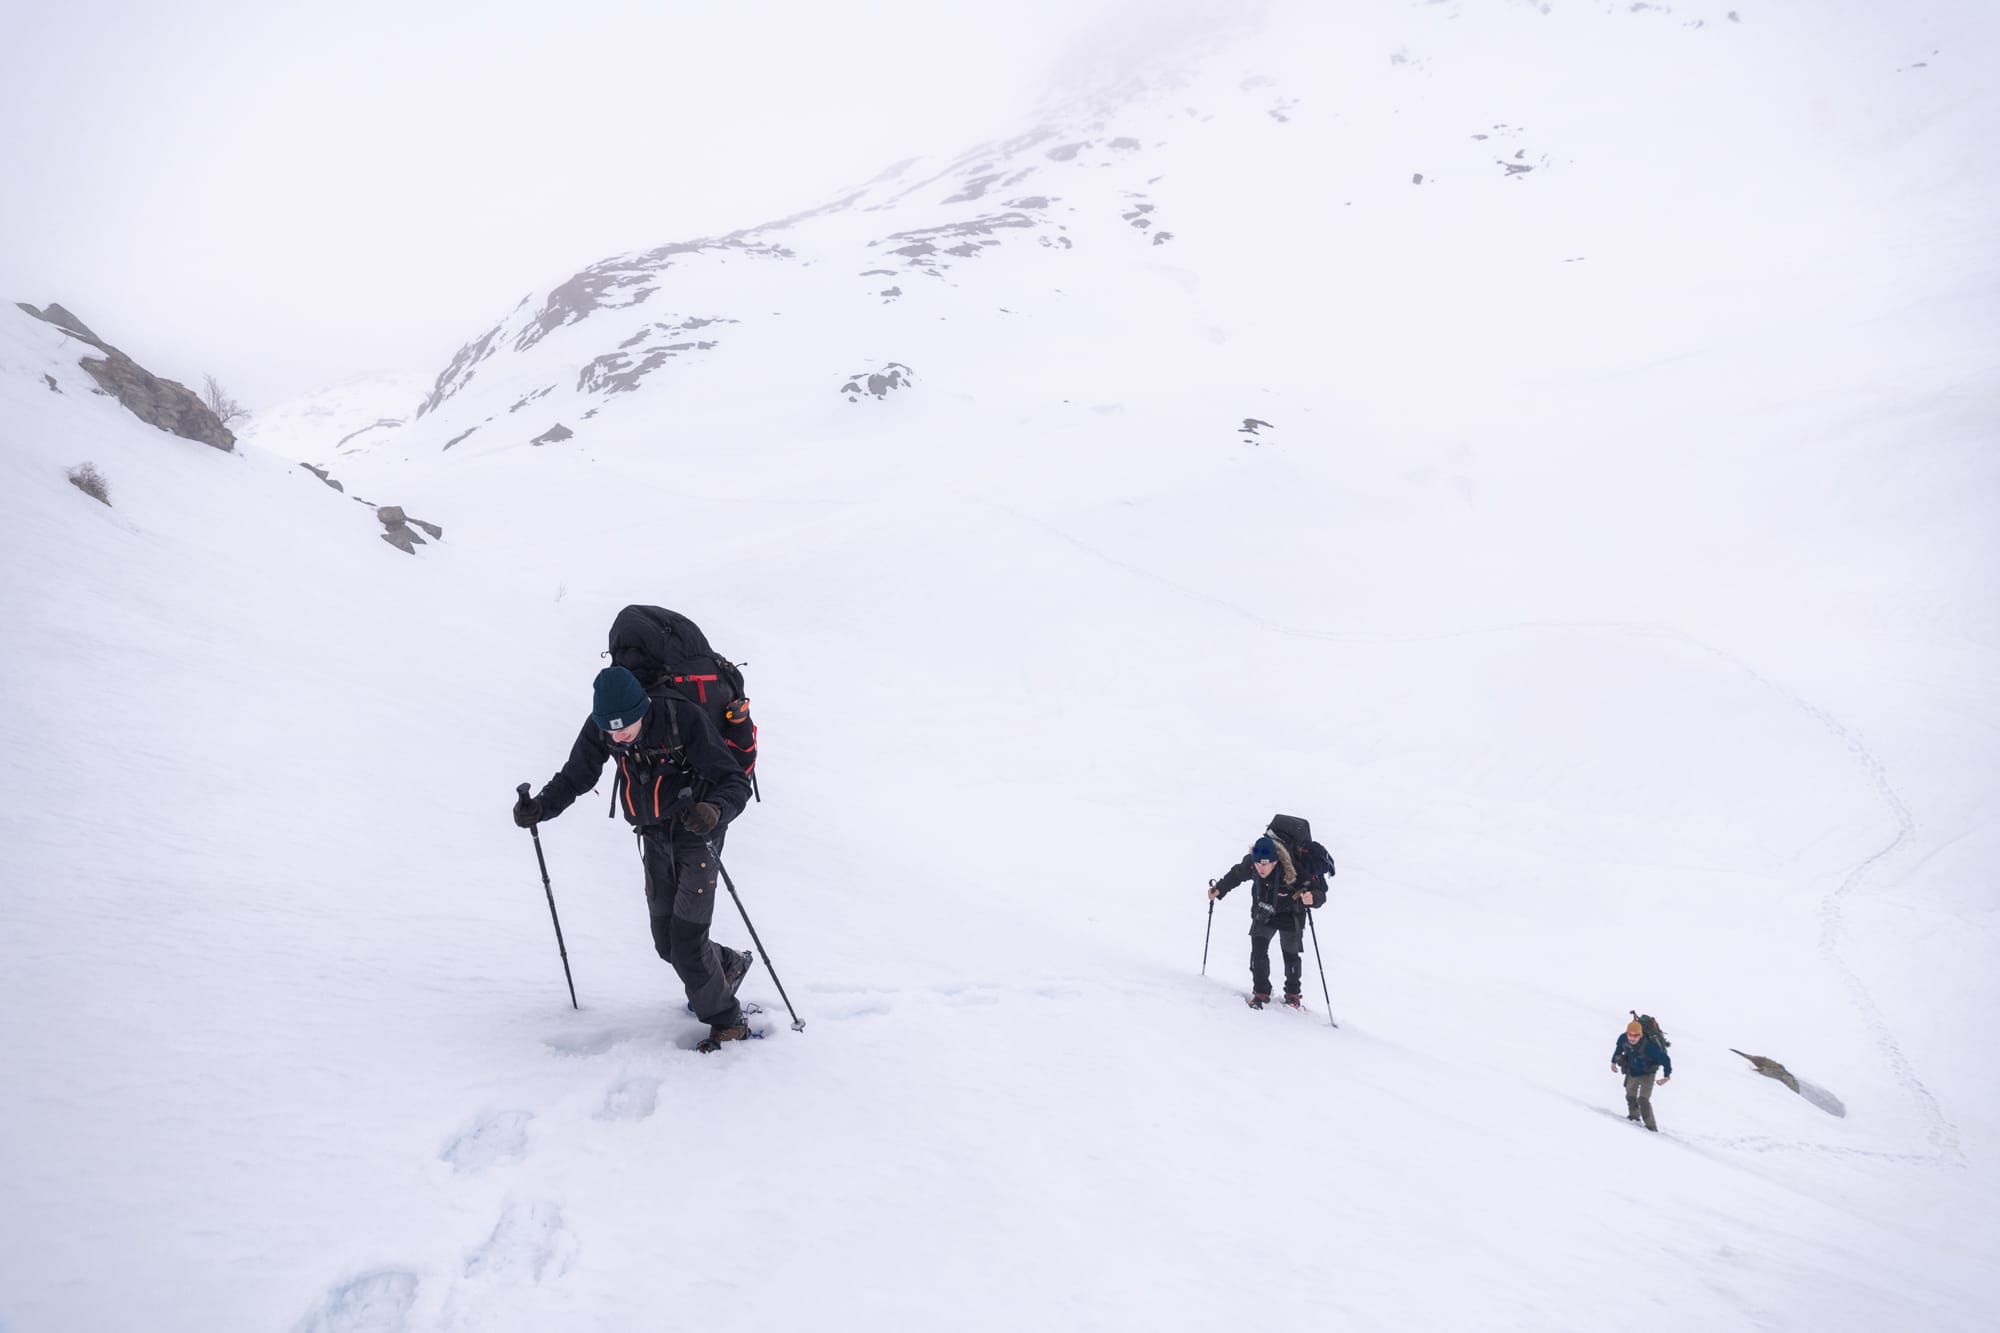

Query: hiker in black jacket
[
  {"left": 1611, "top": 1019, "right": 1673, "bottom": 1130},
  {"left": 514, "top": 665, "right": 757, "bottom": 1046},
  {"left": 1209, "top": 835, "right": 1320, "bottom": 1008}
]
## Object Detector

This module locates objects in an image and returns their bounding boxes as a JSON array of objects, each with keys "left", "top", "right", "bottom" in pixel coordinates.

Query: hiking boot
[
  {"left": 1283, "top": 993, "right": 1302, "bottom": 1010},
  {"left": 696, "top": 1021, "right": 752, "bottom": 1054},
  {"left": 1247, "top": 993, "right": 1270, "bottom": 1009},
  {"left": 722, "top": 947, "right": 754, "bottom": 997}
]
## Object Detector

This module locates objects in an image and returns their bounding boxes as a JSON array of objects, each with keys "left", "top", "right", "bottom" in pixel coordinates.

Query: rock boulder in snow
[{"left": 15, "top": 303, "right": 236, "bottom": 451}]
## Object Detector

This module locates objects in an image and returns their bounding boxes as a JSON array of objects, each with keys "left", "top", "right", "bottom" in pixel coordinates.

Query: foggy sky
[{"left": 0, "top": 0, "right": 1179, "bottom": 408}]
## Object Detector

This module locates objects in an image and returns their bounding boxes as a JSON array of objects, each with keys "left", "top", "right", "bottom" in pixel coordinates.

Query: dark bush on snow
[{"left": 67, "top": 461, "right": 110, "bottom": 505}]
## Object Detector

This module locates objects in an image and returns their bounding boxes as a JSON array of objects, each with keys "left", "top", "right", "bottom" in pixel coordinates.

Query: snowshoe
[
  {"left": 1245, "top": 993, "right": 1270, "bottom": 1010},
  {"left": 695, "top": 1021, "right": 759, "bottom": 1054},
  {"left": 1283, "top": 993, "right": 1303, "bottom": 1010}
]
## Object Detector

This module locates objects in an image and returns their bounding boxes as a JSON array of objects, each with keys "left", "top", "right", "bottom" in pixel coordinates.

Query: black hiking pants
[
  {"left": 1250, "top": 910, "right": 1305, "bottom": 998},
  {"left": 639, "top": 825, "right": 743, "bottom": 1027}
]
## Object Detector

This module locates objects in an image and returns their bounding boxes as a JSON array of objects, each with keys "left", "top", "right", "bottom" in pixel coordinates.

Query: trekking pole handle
[{"left": 517, "top": 782, "right": 531, "bottom": 799}]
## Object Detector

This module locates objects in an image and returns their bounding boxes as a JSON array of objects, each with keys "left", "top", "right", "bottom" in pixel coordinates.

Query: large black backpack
[
  {"left": 1266, "top": 813, "right": 1336, "bottom": 900},
  {"left": 606, "top": 604, "right": 757, "bottom": 778}
]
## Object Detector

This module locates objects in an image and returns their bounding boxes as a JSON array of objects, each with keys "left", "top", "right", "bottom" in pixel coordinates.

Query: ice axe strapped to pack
[{"left": 606, "top": 603, "right": 758, "bottom": 787}]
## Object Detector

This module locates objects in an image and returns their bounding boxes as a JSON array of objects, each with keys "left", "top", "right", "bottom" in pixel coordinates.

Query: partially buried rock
[
  {"left": 16, "top": 303, "right": 235, "bottom": 450},
  {"left": 377, "top": 504, "right": 445, "bottom": 554},
  {"left": 1728, "top": 1048, "right": 1799, "bottom": 1092},
  {"left": 841, "top": 362, "right": 913, "bottom": 401}
]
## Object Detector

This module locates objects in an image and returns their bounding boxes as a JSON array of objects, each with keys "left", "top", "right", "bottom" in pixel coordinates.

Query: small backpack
[
  {"left": 1266, "top": 812, "right": 1336, "bottom": 901},
  {"left": 606, "top": 604, "right": 758, "bottom": 780}
]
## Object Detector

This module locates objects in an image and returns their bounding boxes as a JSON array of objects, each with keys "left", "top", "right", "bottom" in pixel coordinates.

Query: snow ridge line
[
  {"left": 1687, "top": 646, "right": 1961, "bottom": 1166},
  {"left": 1004, "top": 506, "right": 1961, "bottom": 1163}
]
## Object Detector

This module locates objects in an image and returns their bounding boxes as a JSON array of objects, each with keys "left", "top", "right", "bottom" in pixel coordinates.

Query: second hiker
[
  {"left": 514, "top": 665, "right": 756, "bottom": 1048},
  {"left": 1611, "top": 1016, "right": 1674, "bottom": 1130}
]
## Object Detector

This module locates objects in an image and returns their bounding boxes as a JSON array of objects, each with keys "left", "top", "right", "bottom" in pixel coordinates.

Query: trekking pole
[
  {"left": 1201, "top": 888, "right": 1216, "bottom": 975},
  {"left": 1306, "top": 911, "right": 1334, "bottom": 1027},
  {"left": 708, "top": 842, "right": 806, "bottom": 1033},
  {"left": 518, "top": 783, "right": 578, "bottom": 1010}
]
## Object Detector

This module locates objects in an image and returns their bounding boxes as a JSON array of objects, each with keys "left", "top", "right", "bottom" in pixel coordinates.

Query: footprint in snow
[
  {"left": 932, "top": 982, "right": 1000, "bottom": 1005},
  {"left": 543, "top": 1025, "right": 652, "bottom": 1056},
  {"left": 595, "top": 1075, "right": 661, "bottom": 1121},
  {"left": 465, "top": 1200, "right": 577, "bottom": 1284},
  {"left": 807, "top": 982, "right": 897, "bottom": 1020},
  {"left": 291, "top": 1268, "right": 419, "bottom": 1333},
  {"left": 440, "top": 1109, "right": 532, "bottom": 1173}
]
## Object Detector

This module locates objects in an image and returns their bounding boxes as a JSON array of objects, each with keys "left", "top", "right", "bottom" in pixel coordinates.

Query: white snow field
[{"left": 3, "top": 2, "right": 1996, "bottom": 1330}]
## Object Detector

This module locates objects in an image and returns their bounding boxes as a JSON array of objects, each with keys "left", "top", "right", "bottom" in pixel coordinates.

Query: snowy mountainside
[
  {"left": 236, "top": 370, "right": 429, "bottom": 462},
  {"left": 323, "top": 0, "right": 1784, "bottom": 470},
  {"left": 5, "top": 2, "right": 1999, "bottom": 1331}
]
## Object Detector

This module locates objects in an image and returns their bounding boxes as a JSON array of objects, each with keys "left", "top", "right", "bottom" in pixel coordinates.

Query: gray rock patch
[
  {"left": 842, "top": 363, "right": 914, "bottom": 401},
  {"left": 417, "top": 323, "right": 504, "bottom": 419},
  {"left": 875, "top": 212, "right": 1039, "bottom": 273},
  {"left": 1729, "top": 1048, "right": 1847, "bottom": 1117},
  {"left": 377, "top": 504, "right": 445, "bottom": 554},
  {"left": 18, "top": 303, "right": 233, "bottom": 450}
]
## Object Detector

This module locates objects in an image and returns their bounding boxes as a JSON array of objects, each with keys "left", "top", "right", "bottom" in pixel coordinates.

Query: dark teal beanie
[
  {"left": 593, "top": 665, "right": 650, "bottom": 731},
  {"left": 1251, "top": 836, "right": 1280, "bottom": 862}
]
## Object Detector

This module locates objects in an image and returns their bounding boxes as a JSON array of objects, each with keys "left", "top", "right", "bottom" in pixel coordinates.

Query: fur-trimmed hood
[{"left": 1256, "top": 832, "right": 1298, "bottom": 886}]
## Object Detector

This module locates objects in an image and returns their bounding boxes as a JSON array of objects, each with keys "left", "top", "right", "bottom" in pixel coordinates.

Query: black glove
[
  {"left": 513, "top": 793, "right": 544, "bottom": 828},
  {"left": 682, "top": 801, "right": 720, "bottom": 835}
]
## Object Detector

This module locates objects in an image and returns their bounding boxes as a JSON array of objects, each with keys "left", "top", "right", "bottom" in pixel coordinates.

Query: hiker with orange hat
[{"left": 1611, "top": 1016, "right": 1673, "bottom": 1131}]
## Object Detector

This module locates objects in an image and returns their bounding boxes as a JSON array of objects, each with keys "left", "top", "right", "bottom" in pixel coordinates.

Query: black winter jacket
[
  {"left": 533, "top": 693, "right": 752, "bottom": 833},
  {"left": 1213, "top": 842, "right": 1320, "bottom": 917}
]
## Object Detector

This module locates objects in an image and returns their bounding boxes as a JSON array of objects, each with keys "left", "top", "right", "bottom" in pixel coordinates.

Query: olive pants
[{"left": 1624, "top": 1071, "right": 1658, "bottom": 1130}]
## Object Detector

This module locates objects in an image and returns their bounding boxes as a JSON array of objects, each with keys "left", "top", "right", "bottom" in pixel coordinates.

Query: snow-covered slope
[
  {"left": 4, "top": 3, "right": 1997, "bottom": 1331},
  {"left": 236, "top": 371, "right": 430, "bottom": 462}
]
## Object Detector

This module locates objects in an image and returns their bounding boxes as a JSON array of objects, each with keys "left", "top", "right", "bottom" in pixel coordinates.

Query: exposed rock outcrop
[
  {"left": 300, "top": 462, "right": 345, "bottom": 493},
  {"left": 1728, "top": 1047, "right": 1847, "bottom": 1117},
  {"left": 16, "top": 303, "right": 236, "bottom": 451},
  {"left": 842, "top": 363, "right": 914, "bottom": 401},
  {"left": 376, "top": 505, "right": 445, "bottom": 554},
  {"left": 1728, "top": 1048, "right": 1800, "bottom": 1092}
]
